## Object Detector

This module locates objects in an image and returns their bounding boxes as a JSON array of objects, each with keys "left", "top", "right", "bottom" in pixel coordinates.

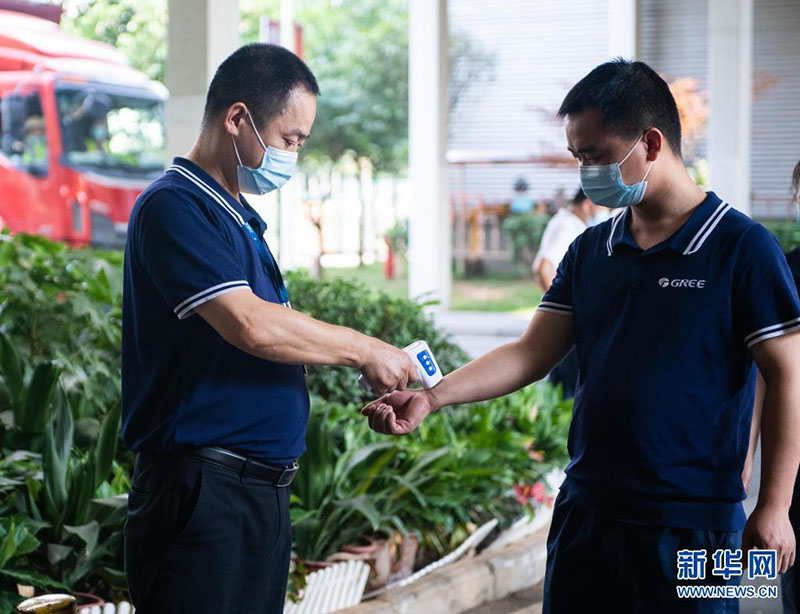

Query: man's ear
[
  {"left": 643, "top": 128, "right": 664, "bottom": 162},
  {"left": 224, "top": 102, "right": 248, "bottom": 137}
]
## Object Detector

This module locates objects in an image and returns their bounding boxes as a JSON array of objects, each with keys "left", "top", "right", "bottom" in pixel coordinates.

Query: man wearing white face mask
[
  {"left": 362, "top": 59, "right": 800, "bottom": 612},
  {"left": 121, "top": 44, "right": 418, "bottom": 613}
]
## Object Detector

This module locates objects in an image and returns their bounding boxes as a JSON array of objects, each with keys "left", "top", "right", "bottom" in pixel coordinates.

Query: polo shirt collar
[
  {"left": 607, "top": 191, "right": 731, "bottom": 257},
  {"left": 168, "top": 157, "right": 267, "bottom": 231}
]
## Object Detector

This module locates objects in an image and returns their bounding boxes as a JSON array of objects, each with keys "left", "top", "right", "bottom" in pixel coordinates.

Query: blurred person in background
[
  {"left": 510, "top": 176, "right": 535, "bottom": 213},
  {"left": 534, "top": 188, "right": 603, "bottom": 292},
  {"left": 533, "top": 188, "right": 603, "bottom": 399},
  {"left": 744, "top": 159, "right": 800, "bottom": 613}
]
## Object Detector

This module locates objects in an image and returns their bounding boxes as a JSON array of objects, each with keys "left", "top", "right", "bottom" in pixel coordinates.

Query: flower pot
[
  {"left": 296, "top": 558, "right": 336, "bottom": 574},
  {"left": 72, "top": 592, "right": 105, "bottom": 612},
  {"left": 327, "top": 537, "right": 392, "bottom": 591},
  {"left": 389, "top": 532, "right": 419, "bottom": 582}
]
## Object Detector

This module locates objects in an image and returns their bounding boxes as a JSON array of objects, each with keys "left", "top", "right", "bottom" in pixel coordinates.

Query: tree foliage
[{"left": 61, "top": 0, "right": 168, "bottom": 83}]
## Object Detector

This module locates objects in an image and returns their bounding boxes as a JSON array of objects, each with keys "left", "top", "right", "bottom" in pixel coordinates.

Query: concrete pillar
[
  {"left": 608, "top": 0, "right": 637, "bottom": 59},
  {"left": 708, "top": 0, "right": 752, "bottom": 215},
  {"left": 165, "top": 0, "right": 240, "bottom": 161},
  {"left": 408, "top": 0, "right": 450, "bottom": 307}
]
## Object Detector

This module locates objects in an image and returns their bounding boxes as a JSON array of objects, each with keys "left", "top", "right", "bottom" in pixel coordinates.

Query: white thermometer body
[{"left": 358, "top": 340, "right": 443, "bottom": 394}]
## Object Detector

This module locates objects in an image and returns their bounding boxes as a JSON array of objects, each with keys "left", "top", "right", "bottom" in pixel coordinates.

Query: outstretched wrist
[
  {"left": 423, "top": 381, "right": 445, "bottom": 412},
  {"left": 352, "top": 332, "right": 374, "bottom": 369}
]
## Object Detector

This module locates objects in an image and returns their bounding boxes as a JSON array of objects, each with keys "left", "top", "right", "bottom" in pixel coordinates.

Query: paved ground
[
  {"left": 434, "top": 310, "right": 783, "bottom": 614},
  {"left": 433, "top": 310, "right": 529, "bottom": 359}
]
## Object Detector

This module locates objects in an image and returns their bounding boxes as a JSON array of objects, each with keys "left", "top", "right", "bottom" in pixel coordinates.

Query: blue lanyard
[{"left": 242, "top": 220, "right": 290, "bottom": 307}]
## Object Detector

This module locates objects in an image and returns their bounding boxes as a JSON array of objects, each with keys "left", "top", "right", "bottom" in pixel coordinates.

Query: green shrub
[
  {"left": 501, "top": 211, "right": 549, "bottom": 266},
  {"left": 384, "top": 219, "right": 409, "bottom": 256},
  {"left": 0, "top": 337, "right": 126, "bottom": 604},
  {"left": 291, "top": 382, "right": 572, "bottom": 563},
  {"left": 0, "top": 232, "right": 122, "bottom": 423},
  {"left": 286, "top": 270, "right": 469, "bottom": 404},
  {"left": 763, "top": 221, "right": 800, "bottom": 252}
]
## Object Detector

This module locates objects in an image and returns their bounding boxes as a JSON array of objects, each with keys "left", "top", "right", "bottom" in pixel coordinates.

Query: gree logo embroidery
[{"left": 658, "top": 278, "right": 706, "bottom": 289}]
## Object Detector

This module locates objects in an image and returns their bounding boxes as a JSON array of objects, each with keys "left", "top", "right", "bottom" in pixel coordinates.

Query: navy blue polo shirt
[
  {"left": 121, "top": 157, "right": 309, "bottom": 464},
  {"left": 540, "top": 191, "right": 800, "bottom": 531}
]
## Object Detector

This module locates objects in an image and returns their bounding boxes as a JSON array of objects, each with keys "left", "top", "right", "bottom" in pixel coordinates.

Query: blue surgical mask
[
  {"left": 579, "top": 135, "right": 653, "bottom": 208},
  {"left": 232, "top": 111, "right": 297, "bottom": 195}
]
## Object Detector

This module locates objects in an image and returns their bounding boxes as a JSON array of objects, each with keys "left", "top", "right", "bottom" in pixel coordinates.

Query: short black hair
[
  {"left": 202, "top": 43, "right": 320, "bottom": 130},
  {"left": 572, "top": 188, "right": 587, "bottom": 205},
  {"left": 558, "top": 59, "right": 682, "bottom": 157},
  {"left": 792, "top": 160, "right": 800, "bottom": 203},
  {"left": 513, "top": 177, "right": 529, "bottom": 192}
]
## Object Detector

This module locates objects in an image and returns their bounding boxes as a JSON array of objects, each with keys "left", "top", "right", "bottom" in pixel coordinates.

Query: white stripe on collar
[
  {"left": 606, "top": 201, "right": 731, "bottom": 257},
  {"left": 167, "top": 164, "right": 245, "bottom": 226},
  {"left": 606, "top": 209, "right": 627, "bottom": 256},
  {"left": 683, "top": 201, "right": 731, "bottom": 255}
]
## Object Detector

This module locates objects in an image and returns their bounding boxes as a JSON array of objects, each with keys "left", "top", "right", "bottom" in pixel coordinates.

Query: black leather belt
[{"left": 185, "top": 446, "right": 298, "bottom": 487}]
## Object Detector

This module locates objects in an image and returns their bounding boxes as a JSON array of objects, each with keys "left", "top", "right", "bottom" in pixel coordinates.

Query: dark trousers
[
  {"left": 543, "top": 490, "right": 742, "bottom": 613},
  {"left": 123, "top": 449, "right": 292, "bottom": 614}
]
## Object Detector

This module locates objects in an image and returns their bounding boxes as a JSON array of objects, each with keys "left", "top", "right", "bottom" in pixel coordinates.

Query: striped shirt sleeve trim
[
  {"left": 745, "top": 317, "right": 800, "bottom": 348},
  {"left": 174, "top": 280, "right": 250, "bottom": 320},
  {"left": 537, "top": 301, "right": 573, "bottom": 315}
]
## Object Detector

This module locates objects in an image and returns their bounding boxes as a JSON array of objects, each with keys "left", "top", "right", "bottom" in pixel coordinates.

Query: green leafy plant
[
  {"left": 0, "top": 331, "right": 60, "bottom": 454},
  {"left": 0, "top": 232, "right": 122, "bottom": 424},
  {"left": 0, "top": 337, "right": 126, "bottom": 598},
  {"left": 0, "top": 513, "right": 64, "bottom": 610},
  {"left": 28, "top": 390, "right": 126, "bottom": 592},
  {"left": 501, "top": 211, "right": 550, "bottom": 267},
  {"left": 286, "top": 270, "right": 469, "bottom": 405},
  {"left": 292, "top": 383, "right": 572, "bottom": 564},
  {"left": 384, "top": 220, "right": 409, "bottom": 256},
  {"left": 763, "top": 221, "right": 800, "bottom": 252}
]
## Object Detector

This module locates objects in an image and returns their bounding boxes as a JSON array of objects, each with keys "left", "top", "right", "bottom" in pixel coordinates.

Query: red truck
[{"left": 0, "top": 3, "right": 167, "bottom": 248}]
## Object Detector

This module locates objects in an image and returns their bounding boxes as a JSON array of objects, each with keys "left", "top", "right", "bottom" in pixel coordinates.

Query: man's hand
[
  {"left": 741, "top": 502, "right": 796, "bottom": 574},
  {"left": 361, "top": 390, "right": 434, "bottom": 435},
  {"left": 360, "top": 340, "right": 419, "bottom": 395}
]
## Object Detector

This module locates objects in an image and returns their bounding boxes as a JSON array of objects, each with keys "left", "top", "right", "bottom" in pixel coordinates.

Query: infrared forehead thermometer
[{"left": 358, "top": 340, "right": 443, "bottom": 394}]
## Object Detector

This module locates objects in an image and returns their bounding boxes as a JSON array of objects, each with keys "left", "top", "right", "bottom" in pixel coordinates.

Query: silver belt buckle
[{"left": 276, "top": 461, "right": 299, "bottom": 487}]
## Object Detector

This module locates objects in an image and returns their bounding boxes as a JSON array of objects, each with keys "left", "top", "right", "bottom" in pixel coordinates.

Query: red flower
[
  {"left": 531, "top": 481, "right": 547, "bottom": 504},
  {"left": 513, "top": 484, "right": 528, "bottom": 505},
  {"left": 528, "top": 449, "right": 545, "bottom": 462}
]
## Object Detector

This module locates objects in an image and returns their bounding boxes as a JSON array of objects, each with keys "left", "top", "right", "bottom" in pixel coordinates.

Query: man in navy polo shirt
[
  {"left": 363, "top": 60, "right": 800, "bottom": 612},
  {"left": 121, "top": 44, "right": 418, "bottom": 613}
]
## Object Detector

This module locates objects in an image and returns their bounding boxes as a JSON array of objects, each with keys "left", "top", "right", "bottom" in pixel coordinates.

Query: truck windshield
[{"left": 56, "top": 86, "right": 165, "bottom": 177}]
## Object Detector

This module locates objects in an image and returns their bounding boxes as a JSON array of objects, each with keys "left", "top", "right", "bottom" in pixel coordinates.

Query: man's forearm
[
  {"left": 197, "top": 289, "right": 372, "bottom": 368},
  {"left": 426, "top": 310, "right": 574, "bottom": 410},
  {"left": 426, "top": 339, "right": 543, "bottom": 409},
  {"left": 243, "top": 302, "right": 371, "bottom": 367},
  {"left": 757, "top": 371, "right": 800, "bottom": 510}
]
